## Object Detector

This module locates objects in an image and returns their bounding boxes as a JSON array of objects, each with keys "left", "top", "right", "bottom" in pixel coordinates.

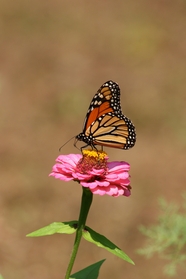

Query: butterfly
[{"left": 75, "top": 80, "right": 136, "bottom": 150}]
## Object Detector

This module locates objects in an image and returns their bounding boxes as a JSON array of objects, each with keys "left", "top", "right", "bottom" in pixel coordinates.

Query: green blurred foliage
[{"left": 137, "top": 196, "right": 186, "bottom": 276}]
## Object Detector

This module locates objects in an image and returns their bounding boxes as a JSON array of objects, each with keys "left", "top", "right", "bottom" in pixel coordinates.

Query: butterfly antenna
[
  {"left": 74, "top": 138, "right": 82, "bottom": 151},
  {"left": 59, "top": 136, "right": 76, "bottom": 152}
]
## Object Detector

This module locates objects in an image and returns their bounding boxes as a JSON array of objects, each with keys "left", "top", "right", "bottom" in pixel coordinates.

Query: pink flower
[{"left": 49, "top": 150, "right": 131, "bottom": 197}]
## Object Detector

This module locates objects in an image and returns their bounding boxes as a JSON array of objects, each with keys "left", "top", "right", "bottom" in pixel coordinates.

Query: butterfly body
[{"left": 76, "top": 80, "right": 136, "bottom": 150}]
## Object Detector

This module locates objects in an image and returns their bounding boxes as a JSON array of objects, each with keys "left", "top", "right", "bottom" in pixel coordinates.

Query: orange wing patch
[
  {"left": 86, "top": 102, "right": 113, "bottom": 130},
  {"left": 98, "top": 102, "right": 113, "bottom": 117},
  {"left": 85, "top": 107, "right": 99, "bottom": 130}
]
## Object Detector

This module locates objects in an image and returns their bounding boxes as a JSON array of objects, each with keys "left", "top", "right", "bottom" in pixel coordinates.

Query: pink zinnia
[{"left": 49, "top": 150, "right": 131, "bottom": 197}]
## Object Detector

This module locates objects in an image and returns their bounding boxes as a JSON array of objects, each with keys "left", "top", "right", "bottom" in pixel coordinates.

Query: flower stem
[{"left": 64, "top": 187, "right": 93, "bottom": 279}]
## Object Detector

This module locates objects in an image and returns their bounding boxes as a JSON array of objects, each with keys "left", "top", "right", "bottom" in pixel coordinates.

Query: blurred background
[{"left": 0, "top": 0, "right": 186, "bottom": 278}]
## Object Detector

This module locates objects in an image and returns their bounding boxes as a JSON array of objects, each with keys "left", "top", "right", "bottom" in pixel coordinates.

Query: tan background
[{"left": 0, "top": 1, "right": 186, "bottom": 278}]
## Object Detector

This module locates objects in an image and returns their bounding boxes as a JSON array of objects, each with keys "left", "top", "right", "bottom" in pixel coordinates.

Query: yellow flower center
[{"left": 82, "top": 149, "right": 108, "bottom": 160}]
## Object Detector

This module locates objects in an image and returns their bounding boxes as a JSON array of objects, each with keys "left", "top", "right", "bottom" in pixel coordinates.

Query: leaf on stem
[
  {"left": 82, "top": 226, "right": 134, "bottom": 265},
  {"left": 26, "top": 221, "right": 77, "bottom": 237},
  {"left": 70, "top": 259, "right": 105, "bottom": 279}
]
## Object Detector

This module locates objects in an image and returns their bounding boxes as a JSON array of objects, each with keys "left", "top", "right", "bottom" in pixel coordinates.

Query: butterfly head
[{"left": 75, "top": 132, "right": 95, "bottom": 150}]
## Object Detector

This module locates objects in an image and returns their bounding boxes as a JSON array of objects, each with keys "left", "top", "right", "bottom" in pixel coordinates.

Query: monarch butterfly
[{"left": 75, "top": 80, "right": 136, "bottom": 150}]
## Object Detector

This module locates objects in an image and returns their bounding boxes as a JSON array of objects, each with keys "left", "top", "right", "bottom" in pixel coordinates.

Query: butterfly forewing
[{"left": 84, "top": 84, "right": 120, "bottom": 130}]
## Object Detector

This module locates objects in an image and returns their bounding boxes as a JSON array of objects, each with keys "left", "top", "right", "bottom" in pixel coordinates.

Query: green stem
[{"left": 65, "top": 187, "right": 93, "bottom": 279}]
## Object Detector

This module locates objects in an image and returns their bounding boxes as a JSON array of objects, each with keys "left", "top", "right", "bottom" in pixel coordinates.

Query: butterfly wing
[
  {"left": 89, "top": 113, "right": 136, "bottom": 149},
  {"left": 76, "top": 80, "right": 136, "bottom": 150},
  {"left": 82, "top": 80, "right": 122, "bottom": 132}
]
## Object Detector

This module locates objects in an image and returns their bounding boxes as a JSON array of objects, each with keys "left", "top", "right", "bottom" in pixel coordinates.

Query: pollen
[{"left": 82, "top": 149, "right": 108, "bottom": 160}]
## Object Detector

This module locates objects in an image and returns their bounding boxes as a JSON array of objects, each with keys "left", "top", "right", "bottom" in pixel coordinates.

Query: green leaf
[
  {"left": 83, "top": 226, "right": 134, "bottom": 265},
  {"left": 0, "top": 275, "right": 4, "bottom": 279},
  {"left": 26, "top": 221, "right": 77, "bottom": 237},
  {"left": 70, "top": 259, "right": 105, "bottom": 279}
]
